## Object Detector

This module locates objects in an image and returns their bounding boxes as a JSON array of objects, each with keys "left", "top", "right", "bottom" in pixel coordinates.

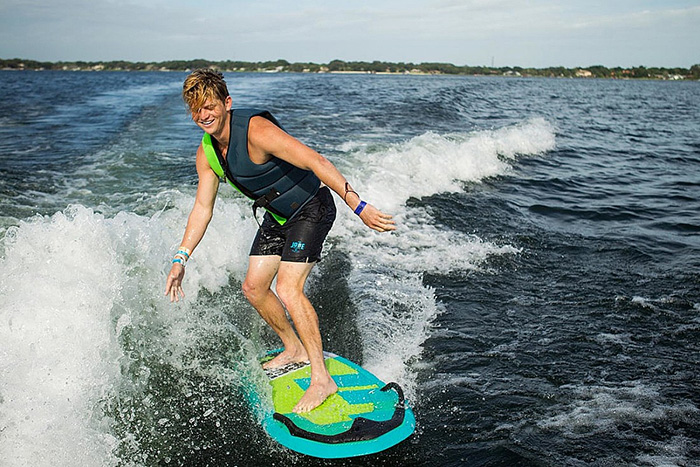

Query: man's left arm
[{"left": 248, "top": 116, "right": 395, "bottom": 232}]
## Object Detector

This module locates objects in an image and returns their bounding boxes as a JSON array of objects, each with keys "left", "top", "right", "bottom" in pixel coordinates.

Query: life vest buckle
[{"left": 252, "top": 188, "right": 282, "bottom": 228}]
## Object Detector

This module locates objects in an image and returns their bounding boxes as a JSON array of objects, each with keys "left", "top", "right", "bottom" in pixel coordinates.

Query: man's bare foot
[
  {"left": 293, "top": 377, "right": 338, "bottom": 413},
  {"left": 262, "top": 347, "right": 309, "bottom": 370}
]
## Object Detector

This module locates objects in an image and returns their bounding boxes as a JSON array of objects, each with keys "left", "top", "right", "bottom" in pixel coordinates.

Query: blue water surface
[{"left": 0, "top": 70, "right": 698, "bottom": 466}]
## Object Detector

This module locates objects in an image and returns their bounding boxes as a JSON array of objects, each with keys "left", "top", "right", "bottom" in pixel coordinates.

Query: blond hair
[{"left": 182, "top": 69, "right": 229, "bottom": 115}]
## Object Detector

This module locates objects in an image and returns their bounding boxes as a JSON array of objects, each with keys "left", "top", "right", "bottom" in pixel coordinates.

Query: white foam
[
  {"left": 538, "top": 382, "right": 699, "bottom": 435},
  {"left": 0, "top": 191, "right": 258, "bottom": 466},
  {"left": 336, "top": 117, "right": 555, "bottom": 211},
  {"left": 631, "top": 296, "right": 657, "bottom": 309},
  {"left": 327, "top": 118, "right": 554, "bottom": 399},
  {"left": 637, "top": 437, "right": 695, "bottom": 467},
  {"left": 0, "top": 117, "right": 556, "bottom": 463},
  {"left": 0, "top": 206, "right": 124, "bottom": 466},
  {"left": 538, "top": 382, "right": 699, "bottom": 466}
]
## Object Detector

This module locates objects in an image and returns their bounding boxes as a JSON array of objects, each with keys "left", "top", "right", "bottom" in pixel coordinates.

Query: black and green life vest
[{"left": 201, "top": 109, "right": 320, "bottom": 225}]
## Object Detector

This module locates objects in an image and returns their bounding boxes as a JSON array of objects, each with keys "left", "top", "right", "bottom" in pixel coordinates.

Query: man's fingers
[{"left": 363, "top": 206, "right": 396, "bottom": 232}]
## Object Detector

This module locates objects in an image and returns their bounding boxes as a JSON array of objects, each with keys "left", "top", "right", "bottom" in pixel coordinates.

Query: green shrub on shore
[{"left": 1, "top": 58, "right": 697, "bottom": 80}]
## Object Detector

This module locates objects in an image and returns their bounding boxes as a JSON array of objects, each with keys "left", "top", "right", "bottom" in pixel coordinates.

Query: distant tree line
[{"left": 2, "top": 58, "right": 698, "bottom": 80}]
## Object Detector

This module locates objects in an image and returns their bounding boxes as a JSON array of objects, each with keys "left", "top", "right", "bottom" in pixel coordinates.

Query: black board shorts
[{"left": 249, "top": 187, "right": 336, "bottom": 263}]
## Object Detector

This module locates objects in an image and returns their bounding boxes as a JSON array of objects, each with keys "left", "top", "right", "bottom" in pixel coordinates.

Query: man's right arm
[
  {"left": 180, "top": 144, "right": 220, "bottom": 250},
  {"left": 165, "top": 144, "right": 219, "bottom": 301}
]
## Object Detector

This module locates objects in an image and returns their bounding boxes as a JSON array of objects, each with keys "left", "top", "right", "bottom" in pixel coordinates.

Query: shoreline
[
  {"left": 1, "top": 68, "right": 695, "bottom": 81},
  {"left": 2, "top": 58, "right": 698, "bottom": 81}
]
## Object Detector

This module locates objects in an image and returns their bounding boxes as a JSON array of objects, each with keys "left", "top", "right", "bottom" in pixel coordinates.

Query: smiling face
[
  {"left": 193, "top": 96, "right": 232, "bottom": 136},
  {"left": 182, "top": 69, "right": 231, "bottom": 136}
]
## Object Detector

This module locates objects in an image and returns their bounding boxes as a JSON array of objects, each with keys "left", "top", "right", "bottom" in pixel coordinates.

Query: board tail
[{"left": 272, "top": 382, "right": 406, "bottom": 444}]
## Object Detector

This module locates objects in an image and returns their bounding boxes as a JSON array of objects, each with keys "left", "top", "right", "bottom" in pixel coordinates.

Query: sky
[{"left": 1, "top": 0, "right": 698, "bottom": 68}]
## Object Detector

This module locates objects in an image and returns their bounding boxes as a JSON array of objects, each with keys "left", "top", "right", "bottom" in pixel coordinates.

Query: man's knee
[
  {"left": 242, "top": 279, "right": 267, "bottom": 306},
  {"left": 275, "top": 280, "right": 304, "bottom": 308}
]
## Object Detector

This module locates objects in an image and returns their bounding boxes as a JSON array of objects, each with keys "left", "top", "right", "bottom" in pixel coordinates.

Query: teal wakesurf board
[{"left": 260, "top": 350, "right": 415, "bottom": 458}]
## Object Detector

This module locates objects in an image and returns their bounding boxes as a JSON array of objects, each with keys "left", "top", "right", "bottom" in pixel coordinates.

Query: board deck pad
[{"left": 260, "top": 350, "right": 416, "bottom": 458}]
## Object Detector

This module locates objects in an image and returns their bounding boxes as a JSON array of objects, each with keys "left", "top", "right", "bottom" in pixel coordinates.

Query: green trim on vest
[
  {"left": 202, "top": 132, "right": 288, "bottom": 225},
  {"left": 201, "top": 109, "right": 321, "bottom": 226}
]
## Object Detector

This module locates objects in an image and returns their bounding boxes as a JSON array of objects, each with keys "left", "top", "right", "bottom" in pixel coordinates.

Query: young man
[{"left": 164, "top": 69, "right": 395, "bottom": 413}]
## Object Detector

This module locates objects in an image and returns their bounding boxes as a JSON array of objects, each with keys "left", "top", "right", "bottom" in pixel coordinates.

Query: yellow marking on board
[
  {"left": 325, "top": 357, "right": 359, "bottom": 376},
  {"left": 270, "top": 356, "right": 381, "bottom": 425},
  {"left": 271, "top": 368, "right": 310, "bottom": 414},
  {"left": 273, "top": 380, "right": 376, "bottom": 425},
  {"left": 302, "top": 394, "right": 375, "bottom": 425}
]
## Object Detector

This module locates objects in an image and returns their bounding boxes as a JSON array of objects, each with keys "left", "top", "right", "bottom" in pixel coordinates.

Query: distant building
[{"left": 575, "top": 69, "right": 593, "bottom": 78}]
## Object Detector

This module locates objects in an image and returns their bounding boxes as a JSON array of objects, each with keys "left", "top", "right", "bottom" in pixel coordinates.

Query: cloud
[{"left": 0, "top": 0, "right": 698, "bottom": 66}]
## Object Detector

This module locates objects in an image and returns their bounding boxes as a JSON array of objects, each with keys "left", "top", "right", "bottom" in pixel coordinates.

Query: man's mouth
[{"left": 200, "top": 118, "right": 214, "bottom": 126}]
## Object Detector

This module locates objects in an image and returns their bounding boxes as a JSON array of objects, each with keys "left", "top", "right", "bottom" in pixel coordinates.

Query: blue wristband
[{"left": 354, "top": 201, "right": 367, "bottom": 216}]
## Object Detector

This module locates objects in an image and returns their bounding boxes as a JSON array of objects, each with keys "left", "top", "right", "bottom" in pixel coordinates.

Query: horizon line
[{"left": 2, "top": 57, "right": 699, "bottom": 70}]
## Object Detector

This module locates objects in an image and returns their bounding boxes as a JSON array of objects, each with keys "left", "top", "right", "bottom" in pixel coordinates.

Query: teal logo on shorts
[{"left": 290, "top": 241, "right": 306, "bottom": 253}]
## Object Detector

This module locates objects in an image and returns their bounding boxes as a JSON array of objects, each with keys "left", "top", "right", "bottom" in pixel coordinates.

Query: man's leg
[
  {"left": 275, "top": 261, "right": 337, "bottom": 413},
  {"left": 242, "top": 255, "right": 308, "bottom": 368}
]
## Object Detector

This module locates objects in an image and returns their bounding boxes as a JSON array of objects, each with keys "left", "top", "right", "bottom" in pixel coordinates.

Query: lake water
[{"left": 0, "top": 70, "right": 698, "bottom": 466}]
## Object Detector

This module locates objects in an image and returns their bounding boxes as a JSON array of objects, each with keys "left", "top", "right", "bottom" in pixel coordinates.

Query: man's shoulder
[
  {"left": 248, "top": 113, "right": 282, "bottom": 137},
  {"left": 232, "top": 108, "right": 269, "bottom": 119}
]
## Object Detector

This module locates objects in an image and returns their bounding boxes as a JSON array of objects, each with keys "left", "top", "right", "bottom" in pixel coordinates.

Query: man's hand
[
  {"left": 358, "top": 203, "right": 396, "bottom": 232},
  {"left": 165, "top": 263, "right": 186, "bottom": 302}
]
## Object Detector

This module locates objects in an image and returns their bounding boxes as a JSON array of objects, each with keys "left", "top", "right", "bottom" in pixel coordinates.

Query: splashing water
[{"left": 0, "top": 113, "right": 555, "bottom": 465}]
